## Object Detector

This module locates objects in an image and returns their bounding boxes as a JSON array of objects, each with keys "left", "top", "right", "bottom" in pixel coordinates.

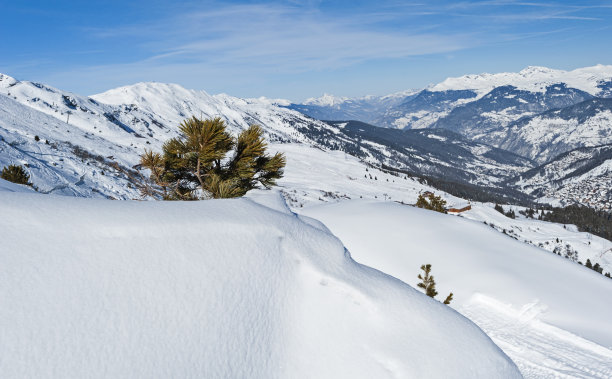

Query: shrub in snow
[
  {"left": 140, "top": 117, "right": 285, "bottom": 200},
  {"left": 417, "top": 264, "right": 453, "bottom": 305},
  {"left": 1, "top": 165, "right": 31, "bottom": 186},
  {"left": 494, "top": 203, "right": 504, "bottom": 214},
  {"left": 416, "top": 192, "right": 447, "bottom": 213}
]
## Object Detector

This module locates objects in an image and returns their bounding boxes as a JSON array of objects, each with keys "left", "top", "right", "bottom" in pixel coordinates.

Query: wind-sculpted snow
[
  {"left": 303, "top": 201, "right": 612, "bottom": 378},
  {"left": 0, "top": 191, "right": 521, "bottom": 378}
]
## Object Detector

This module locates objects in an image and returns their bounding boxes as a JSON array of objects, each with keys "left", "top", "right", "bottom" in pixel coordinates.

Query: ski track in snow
[{"left": 462, "top": 295, "right": 612, "bottom": 379}]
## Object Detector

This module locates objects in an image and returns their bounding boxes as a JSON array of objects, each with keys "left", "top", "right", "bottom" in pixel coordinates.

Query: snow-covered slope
[
  {"left": 322, "top": 120, "right": 533, "bottom": 187},
  {"left": 286, "top": 90, "right": 420, "bottom": 125},
  {"left": 302, "top": 201, "right": 612, "bottom": 378},
  {"left": 460, "top": 202, "right": 612, "bottom": 278},
  {"left": 432, "top": 84, "right": 594, "bottom": 138},
  {"left": 0, "top": 178, "right": 36, "bottom": 193},
  {"left": 486, "top": 98, "right": 612, "bottom": 164},
  {"left": 430, "top": 65, "right": 612, "bottom": 96},
  {"left": 0, "top": 94, "right": 143, "bottom": 198},
  {"left": 513, "top": 144, "right": 612, "bottom": 210},
  {"left": 0, "top": 190, "right": 521, "bottom": 378},
  {"left": 273, "top": 143, "right": 466, "bottom": 208}
]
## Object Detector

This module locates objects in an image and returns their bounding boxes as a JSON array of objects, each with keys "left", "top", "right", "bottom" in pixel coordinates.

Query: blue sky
[{"left": 1, "top": 0, "right": 611, "bottom": 100}]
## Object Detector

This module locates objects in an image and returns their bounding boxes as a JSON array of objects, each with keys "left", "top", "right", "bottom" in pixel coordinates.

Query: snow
[
  {"left": 0, "top": 190, "right": 521, "bottom": 378},
  {"left": 302, "top": 201, "right": 612, "bottom": 378},
  {"left": 272, "top": 143, "right": 463, "bottom": 208},
  {"left": 0, "top": 178, "right": 35, "bottom": 193},
  {"left": 0, "top": 94, "right": 143, "bottom": 198},
  {"left": 460, "top": 203, "right": 612, "bottom": 275},
  {"left": 303, "top": 89, "right": 420, "bottom": 108},
  {"left": 3, "top": 67, "right": 612, "bottom": 378},
  {"left": 303, "top": 93, "right": 350, "bottom": 106},
  {"left": 430, "top": 64, "right": 612, "bottom": 96}
]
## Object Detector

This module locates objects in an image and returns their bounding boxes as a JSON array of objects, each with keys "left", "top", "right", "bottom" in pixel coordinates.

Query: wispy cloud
[
  {"left": 86, "top": 3, "right": 470, "bottom": 72},
  {"left": 26, "top": 0, "right": 612, "bottom": 98}
]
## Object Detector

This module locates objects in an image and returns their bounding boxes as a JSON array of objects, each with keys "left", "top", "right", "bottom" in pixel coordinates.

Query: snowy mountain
[
  {"left": 484, "top": 98, "right": 612, "bottom": 164},
  {"left": 286, "top": 65, "right": 612, "bottom": 182},
  {"left": 289, "top": 65, "right": 612, "bottom": 130},
  {"left": 0, "top": 73, "right": 535, "bottom": 200},
  {"left": 376, "top": 66, "right": 612, "bottom": 134},
  {"left": 430, "top": 84, "right": 593, "bottom": 138},
  {"left": 0, "top": 74, "right": 342, "bottom": 198},
  {"left": 322, "top": 120, "right": 533, "bottom": 187},
  {"left": 375, "top": 89, "right": 479, "bottom": 130},
  {"left": 429, "top": 65, "right": 612, "bottom": 96},
  {"left": 285, "top": 90, "right": 419, "bottom": 125},
  {"left": 513, "top": 144, "right": 612, "bottom": 210}
]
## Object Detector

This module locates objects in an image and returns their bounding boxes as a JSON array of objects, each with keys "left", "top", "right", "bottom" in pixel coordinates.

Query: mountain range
[
  {"left": 288, "top": 66, "right": 612, "bottom": 161},
  {"left": 1, "top": 65, "right": 611, "bottom": 210},
  {"left": 0, "top": 73, "right": 533, "bottom": 201},
  {"left": 284, "top": 65, "right": 612, "bottom": 209}
]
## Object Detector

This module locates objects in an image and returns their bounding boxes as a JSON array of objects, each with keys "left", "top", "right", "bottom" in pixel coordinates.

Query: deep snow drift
[
  {"left": 303, "top": 201, "right": 612, "bottom": 378},
  {"left": 0, "top": 189, "right": 520, "bottom": 378}
]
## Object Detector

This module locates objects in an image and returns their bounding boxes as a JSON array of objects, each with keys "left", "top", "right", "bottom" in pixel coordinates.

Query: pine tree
[
  {"left": 585, "top": 259, "right": 592, "bottom": 269},
  {"left": 443, "top": 293, "right": 453, "bottom": 305},
  {"left": 593, "top": 263, "right": 603, "bottom": 274},
  {"left": 417, "top": 264, "right": 438, "bottom": 298},
  {"left": 417, "top": 264, "right": 453, "bottom": 305},
  {"left": 1, "top": 164, "right": 31, "bottom": 186},
  {"left": 140, "top": 117, "right": 285, "bottom": 200},
  {"left": 415, "top": 194, "right": 429, "bottom": 209},
  {"left": 494, "top": 204, "right": 504, "bottom": 214},
  {"left": 415, "top": 193, "right": 447, "bottom": 213}
]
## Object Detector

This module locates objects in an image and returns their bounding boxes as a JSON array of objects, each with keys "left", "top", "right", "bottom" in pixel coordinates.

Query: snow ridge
[{"left": 430, "top": 64, "right": 612, "bottom": 95}]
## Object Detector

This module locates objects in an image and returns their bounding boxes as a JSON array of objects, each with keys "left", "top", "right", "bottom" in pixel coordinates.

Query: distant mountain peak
[
  {"left": 518, "top": 66, "right": 560, "bottom": 76},
  {"left": 92, "top": 82, "right": 211, "bottom": 106},
  {"left": 0, "top": 73, "right": 18, "bottom": 88},
  {"left": 430, "top": 64, "right": 612, "bottom": 95},
  {"left": 303, "top": 93, "right": 350, "bottom": 107}
]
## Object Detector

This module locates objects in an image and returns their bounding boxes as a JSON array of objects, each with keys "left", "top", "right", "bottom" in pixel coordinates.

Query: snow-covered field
[
  {"left": 272, "top": 143, "right": 463, "bottom": 208},
  {"left": 302, "top": 201, "right": 612, "bottom": 378},
  {"left": 0, "top": 184, "right": 521, "bottom": 378}
]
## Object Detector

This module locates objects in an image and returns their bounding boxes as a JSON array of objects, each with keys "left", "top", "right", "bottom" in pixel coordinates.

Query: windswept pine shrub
[
  {"left": 416, "top": 192, "right": 447, "bottom": 213},
  {"left": 417, "top": 264, "right": 453, "bottom": 305},
  {"left": 1, "top": 164, "right": 31, "bottom": 186},
  {"left": 140, "top": 117, "right": 286, "bottom": 200}
]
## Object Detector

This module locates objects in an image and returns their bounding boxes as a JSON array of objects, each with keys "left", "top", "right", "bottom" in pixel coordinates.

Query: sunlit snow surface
[
  {"left": 430, "top": 65, "right": 612, "bottom": 96},
  {"left": 0, "top": 186, "right": 520, "bottom": 378},
  {"left": 302, "top": 201, "right": 612, "bottom": 379}
]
